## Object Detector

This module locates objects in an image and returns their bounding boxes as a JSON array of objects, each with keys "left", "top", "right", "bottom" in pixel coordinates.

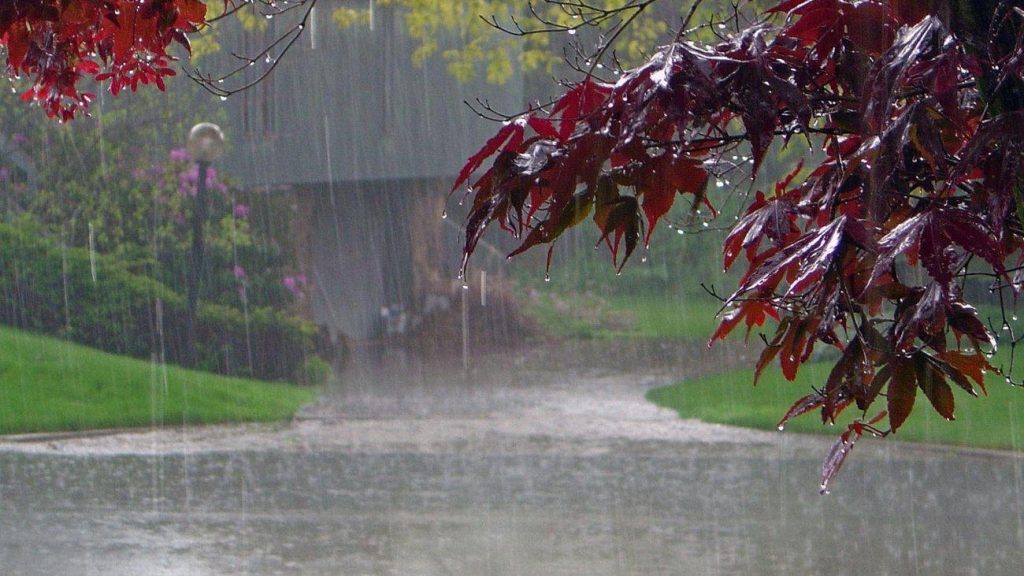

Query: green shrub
[
  {"left": 0, "top": 222, "right": 325, "bottom": 381},
  {"left": 293, "top": 355, "right": 334, "bottom": 387}
]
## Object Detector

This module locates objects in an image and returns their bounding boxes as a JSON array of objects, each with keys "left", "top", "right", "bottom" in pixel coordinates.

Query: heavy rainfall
[{"left": 1, "top": 1, "right": 1023, "bottom": 574}]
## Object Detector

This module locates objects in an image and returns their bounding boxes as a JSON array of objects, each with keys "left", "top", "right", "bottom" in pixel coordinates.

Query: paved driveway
[{"left": 1, "top": 341, "right": 1022, "bottom": 575}]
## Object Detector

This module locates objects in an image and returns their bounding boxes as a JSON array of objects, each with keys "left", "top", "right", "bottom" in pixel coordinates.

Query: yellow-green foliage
[
  {"left": 192, "top": 0, "right": 272, "bottom": 62},
  {"left": 188, "top": 1, "right": 232, "bottom": 61},
  {"left": 332, "top": 5, "right": 373, "bottom": 28},
  {"left": 197, "top": 1, "right": 771, "bottom": 85},
  {"left": 236, "top": 2, "right": 271, "bottom": 32},
  {"left": 329, "top": 0, "right": 715, "bottom": 84}
]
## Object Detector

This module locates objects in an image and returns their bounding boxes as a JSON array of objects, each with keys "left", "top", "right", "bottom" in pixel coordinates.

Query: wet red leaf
[
  {"left": 915, "top": 353, "right": 955, "bottom": 421},
  {"left": 778, "top": 391, "right": 826, "bottom": 431},
  {"left": 941, "top": 351, "right": 994, "bottom": 396},
  {"left": 820, "top": 423, "right": 862, "bottom": 494},
  {"left": 888, "top": 358, "right": 917, "bottom": 432}
]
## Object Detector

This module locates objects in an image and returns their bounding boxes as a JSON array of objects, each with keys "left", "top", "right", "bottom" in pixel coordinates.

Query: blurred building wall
[{"left": 216, "top": 3, "right": 524, "bottom": 340}]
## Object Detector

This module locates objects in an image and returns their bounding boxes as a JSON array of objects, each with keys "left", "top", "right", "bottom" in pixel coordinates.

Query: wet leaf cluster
[
  {"left": 1, "top": 0, "right": 208, "bottom": 119},
  {"left": 458, "top": 0, "right": 1024, "bottom": 491}
]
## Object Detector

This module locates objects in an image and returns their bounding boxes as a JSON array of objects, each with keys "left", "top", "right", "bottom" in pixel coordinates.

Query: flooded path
[{"left": 1, "top": 340, "right": 1023, "bottom": 574}]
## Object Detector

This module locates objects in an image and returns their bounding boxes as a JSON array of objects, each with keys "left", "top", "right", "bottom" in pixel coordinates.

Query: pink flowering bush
[{"left": 148, "top": 147, "right": 300, "bottom": 311}]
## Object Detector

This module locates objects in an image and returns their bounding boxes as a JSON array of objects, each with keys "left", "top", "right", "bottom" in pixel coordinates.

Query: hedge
[{"left": 0, "top": 222, "right": 325, "bottom": 381}]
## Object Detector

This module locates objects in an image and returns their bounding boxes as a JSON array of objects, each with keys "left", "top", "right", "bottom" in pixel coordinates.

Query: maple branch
[
  {"left": 585, "top": 0, "right": 661, "bottom": 75},
  {"left": 483, "top": 0, "right": 622, "bottom": 37},
  {"left": 206, "top": 0, "right": 261, "bottom": 24},
  {"left": 700, "top": 282, "right": 730, "bottom": 305},
  {"left": 185, "top": 0, "right": 318, "bottom": 98},
  {"left": 464, "top": 96, "right": 560, "bottom": 123},
  {"left": 675, "top": 0, "right": 708, "bottom": 40}
]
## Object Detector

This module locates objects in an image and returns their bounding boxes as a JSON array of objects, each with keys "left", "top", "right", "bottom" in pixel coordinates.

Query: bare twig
[{"left": 185, "top": 0, "right": 318, "bottom": 98}]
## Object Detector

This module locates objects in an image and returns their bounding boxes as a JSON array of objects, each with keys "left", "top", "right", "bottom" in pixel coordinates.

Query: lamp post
[{"left": 183, "top": 122, "right": 225, "bottom": 368}]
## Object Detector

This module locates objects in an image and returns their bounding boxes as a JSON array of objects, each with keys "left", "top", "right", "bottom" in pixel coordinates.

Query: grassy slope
[
  {"left": 648, "top": 359, "right": 1024, "bottom": 451},
  {"left": 525, "top": 291, "right": 723, "bottom": 341},
  {"left": 0, "top": 325, "right": 316, "bottom": 435},
  {"left": 525, "top": 276, "right": 1024, "bottom": 450}
]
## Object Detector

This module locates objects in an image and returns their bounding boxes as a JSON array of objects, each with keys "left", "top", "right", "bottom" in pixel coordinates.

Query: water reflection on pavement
[{"left": 1, "top": 341, "right": 1022, "bottom": 575}]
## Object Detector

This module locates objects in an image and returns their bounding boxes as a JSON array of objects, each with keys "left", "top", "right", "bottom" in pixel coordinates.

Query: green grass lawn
[
  {"left": 0, "top": 325, "right": 317, "bottom": 435},
  {"left": 648, "top": 358, "right": 1024, "bottom": 450},
  {"left": 524, "top": 291, "right": 724, "bottom": 341}
]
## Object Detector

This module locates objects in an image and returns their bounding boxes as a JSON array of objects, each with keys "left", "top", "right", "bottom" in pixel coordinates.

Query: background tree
[
  {"left": 0, "top": 35, "right": 300, "bottom": 310},
  {"left": 457, "top": 0, "right": 1024, "bottom": 492},
  {"left": 0, "top": 3, "right": 320, "bottom": 378}
]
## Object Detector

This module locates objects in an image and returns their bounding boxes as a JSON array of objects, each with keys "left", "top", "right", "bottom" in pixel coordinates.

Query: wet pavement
[{"left": 1, "top": 340, "right": 1023, "bottom": 575}]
